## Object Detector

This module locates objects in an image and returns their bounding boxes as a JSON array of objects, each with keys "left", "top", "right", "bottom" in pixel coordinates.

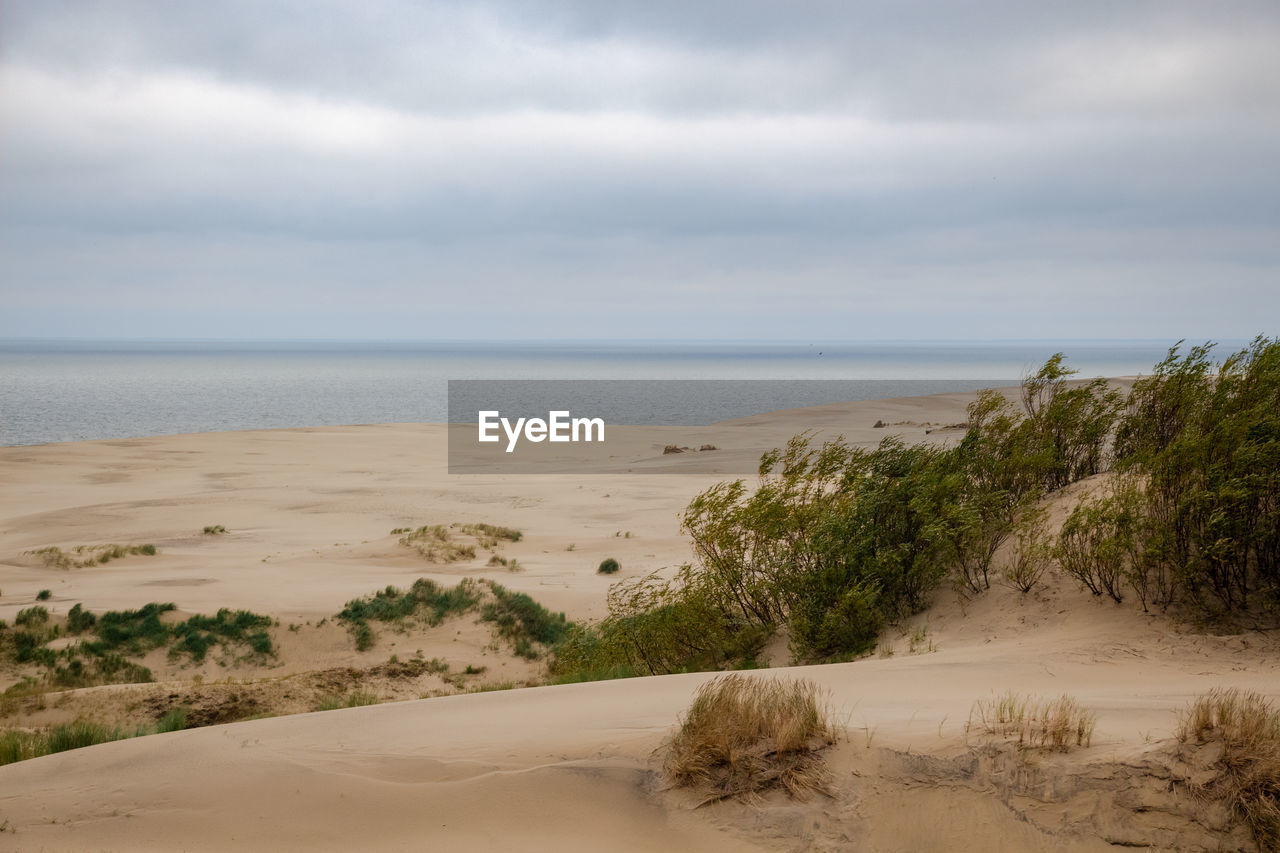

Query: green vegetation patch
[
  {"left": 1, "top": 600, "right": 277, "bottom": 693},
  {"left": 338, "top": 578, "right": 481, "bottom": 651},
  {"left": 554, "top": 337, "right": 1277, "bottom": 687},
  {"left": 552, "top": 350, "right": 1128, "bottom": 681},
  {"left": 0, "top": 716, "right": 196, "bottom": 767},
  {"left": 479, "top": 580, "right": 569, "bottom": 660},
  {"left": 169, "top": 609, "right": 275, "bottom": 662}
]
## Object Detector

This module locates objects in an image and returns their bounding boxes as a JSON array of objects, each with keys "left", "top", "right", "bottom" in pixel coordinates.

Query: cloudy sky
[{"left": 1, "top": 1, "right": 1277, "bottom": 340}]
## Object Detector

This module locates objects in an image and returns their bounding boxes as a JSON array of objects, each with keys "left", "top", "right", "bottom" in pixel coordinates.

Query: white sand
[{"left": 1, "top": 385, "right": 1275, "bottom": 851}]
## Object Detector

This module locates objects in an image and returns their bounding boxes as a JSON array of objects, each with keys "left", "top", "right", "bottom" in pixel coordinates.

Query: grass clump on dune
[
  {"left": 1177, "top": 687, "right": 1280, "bottom": 849},
  {"left": 338, "top": 578, "right": 481, "bottom": 651},
  {"left": 479, "top": 580, "right": 569, "bottom": 660},
  {"left": 336, "top": 577, "right": 571, "bottom": 659},
  {"left": 663, "top": 674, "right": 837, "bottom": 803},
  {"left": 0, "top": 719, "right": 149, "bottom": 767},
  {"left": 967, "top": 690, "right": 1096, "bottom": 752},
  {"left": 169, "top": 609, "right": 275, "bottom": 662},
  {"left": 28, "top": 544, "right": 158, "bottom": 569},
  {"left": 396, "top": 525, "right": 477, "bottom": 563},
  {"left": 395, "top": 522, "right": 521, "bottom": 562},
  {"left": 85, "top": 602, "right": 176, "bottom": 656},
  {"left": 459, "top": 523, "right": 522, "bottom": 548},
  {"left": 3, "top": 601, "right": 277, "bottom": 691},
  {"left": 14, "top": 607, "right": 49, "bottom": 629},
  {"left": 313, "top": 691, "right": 381, "bottom": 712}
]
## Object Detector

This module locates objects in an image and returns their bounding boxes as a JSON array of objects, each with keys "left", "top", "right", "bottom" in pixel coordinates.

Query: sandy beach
[{"left": 2, "top": 386, "right": 1277, "bottom": 852}]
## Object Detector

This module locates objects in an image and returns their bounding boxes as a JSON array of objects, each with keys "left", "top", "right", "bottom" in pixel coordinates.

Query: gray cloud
[{"left": 0, "top": 0, "right": 1277, "bottom": 340}]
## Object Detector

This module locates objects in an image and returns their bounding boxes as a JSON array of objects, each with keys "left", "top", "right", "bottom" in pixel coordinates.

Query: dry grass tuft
[
  {"left": 968, "top": 690, "right": 1096, "bottom": 752},
  {"left": 27, "top": 543, "right": 157, "bottom": 569},
  {"left": 397, "top": 525, "right": 476, "bottom": 563},
  {"left": 663, "top": 674, "right": 837, "bottom": 804},
  {"left": 1177, "top": 687, "right": 1280, "bottom": 849}
]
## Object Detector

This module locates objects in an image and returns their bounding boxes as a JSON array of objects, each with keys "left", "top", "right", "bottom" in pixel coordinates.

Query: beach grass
[{"left": 663, "top": 674, "right": 837, "bottom": 803}]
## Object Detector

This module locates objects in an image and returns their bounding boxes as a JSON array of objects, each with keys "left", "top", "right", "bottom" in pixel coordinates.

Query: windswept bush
[
  {"left": 962, "top": 354, "right": 1122, "bottom": 500},
  {"left": 663, "top": 674, "right": 837, "bottom": 802},
  {"left": 681, "top": 434, "right": 969, "bottom": 662},
  {"left": 549, "top": 351, "right": 1177, "bottom": 683},
  {"left": 1056, "top": 486, "right": 1133, "bottom": 603},
  {"left": 1113, "top": 338, "right": 1280, "bottom": 623},
  {"left": 1002, "top": 505, "right": 1052, "bottom": 593}
]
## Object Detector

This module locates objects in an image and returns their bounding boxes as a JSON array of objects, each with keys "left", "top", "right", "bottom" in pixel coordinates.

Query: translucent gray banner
[{"left": 446, "top": 379, "right": 997, "bottom": 474}]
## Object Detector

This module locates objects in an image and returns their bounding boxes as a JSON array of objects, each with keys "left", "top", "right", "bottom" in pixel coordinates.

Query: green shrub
[
  {"left": 15, "top": 607, "right": 49, "bottom": 628},
  {"left": 1055, "top": 488, "right": 1135, "bottom": 603},
  {"left": 337, "top": 578, "right": 481, "bottom": 650},
  {"left": 597, "top": 558, "right": 620, "bottom": 574},
  {"left": 88, "top": 603, "right": 175, "bottom": 655},
  {"left": 156, "top": 708, "right": 188, "bottom": 733},
  {"left": 169, "top": 608, "right": 275, "bottom": 662},
  {"left": 66, "top": 602, "right": 97, "bottom": 634},
  {"left": 50, "top": 653, "right": 152, "bottom": 687},
  {"left": 351, "top": 621, "right": 375, "bottom": 651},
  {"left": 36, "top": 589, "right": 51, "bottom": 601},
  {"left": 45, "top": 720, "right": 133, "bottom": 754},
  {"left": 1002, "top": 506, "right": 1053, "bottom": 593},
  {"left": 0, "top": 720, "right": 147, "bottom": 767},
  {"left": 480, "top": 580, "right": 569, "bottom": 656},
  {"left": 13, "top": 631, "right": 55, "bottom": 665},
  {"left": 1113, "top": 338, "right": 1280, "bottom": 622}
]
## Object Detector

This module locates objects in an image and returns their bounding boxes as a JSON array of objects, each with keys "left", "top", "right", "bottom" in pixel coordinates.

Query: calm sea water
[{"left": 0, "top": 339, "right": 1199, "bottom": 446}]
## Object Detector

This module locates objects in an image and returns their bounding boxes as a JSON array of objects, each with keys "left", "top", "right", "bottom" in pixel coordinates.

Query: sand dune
[{"left": 2, "top": 384, "right": 1275, "bottom": 851}]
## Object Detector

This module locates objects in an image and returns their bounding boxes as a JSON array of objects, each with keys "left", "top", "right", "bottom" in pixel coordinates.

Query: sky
[{"left": 1, "top": 0, "right": 1277, "bottom": 341}]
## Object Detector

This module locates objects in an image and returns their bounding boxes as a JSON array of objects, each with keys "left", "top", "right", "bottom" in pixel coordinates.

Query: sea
[{"left": 0, "top": 339, "right": 1211, "bottom": 447}]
